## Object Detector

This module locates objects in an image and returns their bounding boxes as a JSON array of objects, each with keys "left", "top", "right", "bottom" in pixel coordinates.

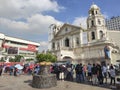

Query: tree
[
  {"left": 14, "top": 55, "right": 24, "bottom": 62},
  {"left": 9, "top": 55, "right": 24, "bottom": 62},
  {"left": 26, "top": 58, "right": 34, "bottom": 62},
  {"left": 9, "top": 58, "right": 15, "bottom": 62},
  {"left": 36, "top": 53, "right": 57, "bottom": 63},
  {"left": 0, "top": 57, "right": 5, "bottom": 62}
]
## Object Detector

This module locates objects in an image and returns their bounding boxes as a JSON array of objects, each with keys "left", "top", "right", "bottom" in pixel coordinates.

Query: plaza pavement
[{"left": 0, "top": 75, "right": 115, "bottom": 90}]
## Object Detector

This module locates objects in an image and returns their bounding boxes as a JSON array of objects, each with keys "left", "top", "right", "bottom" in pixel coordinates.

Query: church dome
[{"left": 90, "top": 4, "right": 99, "bottom": 10}]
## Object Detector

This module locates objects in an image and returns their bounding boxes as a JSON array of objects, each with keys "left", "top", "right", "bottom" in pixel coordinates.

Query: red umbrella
[
  {"left": 5, "top": 62, "right": 11, "bottom": 67},
  {"left": 6, "top": 64, "right": 11, "bottom": 67},
  {"left": 29, "top": 64, "right": 34, "bottom": 69}
]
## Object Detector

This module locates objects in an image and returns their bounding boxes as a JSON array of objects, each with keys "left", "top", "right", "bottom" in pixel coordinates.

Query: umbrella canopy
[
  {"left": 6, "top": 64, "right": 11, "bottom": 67},
  {"left": 5, "top": 62, "right": 11, "bottom": 67},
  {"left": 9, "top": 66, "right": 14, "bottom": 69},
  {"left": 40, "top": 61, "right": 52, "bottom": 65},
  {"left": 14, "top": 64, "right": 23, "bottom": 70},
  {"left": 29, "top": 64, "right": 34, "bottom": 69}
]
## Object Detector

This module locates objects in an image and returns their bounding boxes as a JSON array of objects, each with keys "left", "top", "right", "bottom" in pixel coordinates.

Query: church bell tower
[{"left": 87, "top": 3, "right": 107, "bottom": 43}]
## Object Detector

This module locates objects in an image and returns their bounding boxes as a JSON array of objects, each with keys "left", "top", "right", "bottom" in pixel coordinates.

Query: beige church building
[{"left": 49, "top": 4, "right": 120, "bottom": 65}]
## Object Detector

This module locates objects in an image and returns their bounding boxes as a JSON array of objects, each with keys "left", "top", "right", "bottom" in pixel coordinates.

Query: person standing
[
  {"left": 109, "top": 65, "right": 116, "bottom": 85},
  {"left": 0, "top": 66, "right": 3, "bottom": 76},
  {"left": 102, "top": 64, "right": 108, "bottom": 84},
  {"left": 107, "top": 64, "right": 110, "bottom": 78},
  {"left": 87, "top": 63, "right": 92, "bottom": 82},
  {"left": 14, "top": 67, "right": 17, "bottom": 76},
  {"left": 97, "top": 64, "right": 103, "bottom": 85},
  {"left": 66, "top": 64, "right": 73, "bottom": 81},
  {"left": 59, "top": 65, "right": 65, "bottom": 81},
  {"left": 83, "top": 65, "right": 87, "bottom": 81},
  {"left": 75, "top": 64, "right": 80, "bottom": 83},
  {"left": 92, "top": 63, "right": 98, "bottom": 85}
]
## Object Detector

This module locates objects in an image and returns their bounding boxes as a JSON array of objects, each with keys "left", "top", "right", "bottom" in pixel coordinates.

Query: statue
[{"left": 104, "top": 45, "right": 110, "bottom": 59}]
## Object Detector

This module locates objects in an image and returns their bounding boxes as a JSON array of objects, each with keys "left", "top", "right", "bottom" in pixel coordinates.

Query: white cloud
[
  {"left": 0, "top": 0, "right": 63, "bottom": 35},
  {"left": 0, "top": 14, "right": 63, "bottom": 34},
  {"left": 0, "top": 0, "right": 64, "bottom": 52},
  {"left": 39, "top": 41, "right": 49, "bottom": 52},
  {"left": 72, "top": 16, "right": 87, "bottom": 29},
  {"left": 0, "top": 18, "right": 29, "bottom": 31},
  {"left": 103, "top": 13, "right": 109, "bottom": 18},
  {"left": 0, "top": 0, "right": 63, "bottom": 19},
  {"left": 27, "top": 14, "right": 63, "bottom": 34},
  {"left": 40, "top": 41, "right": 48, "bottom": 46}
]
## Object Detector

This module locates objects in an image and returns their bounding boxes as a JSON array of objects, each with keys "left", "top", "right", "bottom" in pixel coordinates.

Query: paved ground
[{"left": 0, "top": 75, "right": 116, "bottom": 90}]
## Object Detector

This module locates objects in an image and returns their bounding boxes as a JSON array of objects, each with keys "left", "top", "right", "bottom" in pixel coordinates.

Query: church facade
[{"left": 49, "top": 4, "right": 120, "bottom": 65}]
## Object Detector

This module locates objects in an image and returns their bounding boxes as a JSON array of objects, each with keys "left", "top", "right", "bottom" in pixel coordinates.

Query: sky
[{"left": 0, "top": 0, "right": 120, "bottom": 52}]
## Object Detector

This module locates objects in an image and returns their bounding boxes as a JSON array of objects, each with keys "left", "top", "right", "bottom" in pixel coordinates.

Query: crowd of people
[
  {"left": 0, "top": 62, "right": 120, "bottom": 88},
  {"left": 0, "top": 63, "right": 40, "bottom": 76},
  {"left": 50, "top": 63, "right": 120, "bottom": 87}
]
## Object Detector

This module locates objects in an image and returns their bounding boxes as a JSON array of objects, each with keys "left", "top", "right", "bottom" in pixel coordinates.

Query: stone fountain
[{"left": 32, "top": 62, "right": 57, "bottom": 88}]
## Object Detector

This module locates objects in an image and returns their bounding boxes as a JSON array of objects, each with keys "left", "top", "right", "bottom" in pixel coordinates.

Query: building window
[
  {"left": 65, "top": 27, "right": 68, "bottom": 32},
  {"left": 91, "top": 10, "right": 94, "bottom": 15},
  {"left": 76, "top": 37, "right": 80, "bottom": 45},
  {"left": 91, "top": 31, "right": 95, "bottom": 40},
  {"left": 96, "top": 11, "right": 98, "bottom": 14},
  {"left": 91, "top": 20, "right": 94, "bottom": 26},
  {"left": 99, "top": 31, "right": 103, "bottom": 39},
  {"left": 7, "top": 47, "right": 18, "bottom": 54},
  {"left": 57, "top": 42, "right": 60, "bottom": 49},
  {"left": 65, "top": 38, "right": 69, "bottom": 47},
  {"left": 98, "top": 19, "right": 101, "bottom": 25},
  {"left": 52, "top": 42, "right": 55, "bottom": 49}
]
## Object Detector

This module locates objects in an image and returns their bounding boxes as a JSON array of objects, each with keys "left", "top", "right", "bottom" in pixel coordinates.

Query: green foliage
[
  {"left": 9, "top": 55, "right": 24, "bottom": 62},
  {"left": 36, "top": 53, "right": 57, "bottom": 63},
  {"left": 9, "top": 58, "right": 15, "bottom": 62},
  {"left": 0, "top": 57, "right": 5, "bottom": 62},
  {"left": 26, "top": 58, "right": 34, "bottom": 62}
]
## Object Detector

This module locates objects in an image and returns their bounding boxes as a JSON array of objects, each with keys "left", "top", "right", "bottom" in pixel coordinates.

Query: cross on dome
[{"left": 90, "top": 3, "right": 99, "bottom": 10}]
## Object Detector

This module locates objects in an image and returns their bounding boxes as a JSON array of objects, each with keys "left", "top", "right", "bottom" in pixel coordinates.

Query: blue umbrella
[
  {"left": 9, "top": 66, "right": 14, "bottom": 69},
  {"left": 15, "top": 64, "right": 23, "bottom": 70}
]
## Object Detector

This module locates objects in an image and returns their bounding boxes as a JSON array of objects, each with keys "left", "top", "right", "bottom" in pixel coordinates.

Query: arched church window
[
  {"left": 65, "top": 38, "right": 69, "bottom": 47},
  {"left": 65, "top": 27, "right": 68, "bottom": 32},
  {"left": 52, "top": 42, "right": 55, "bottom": 49},
  {"left": 99, "top": 31, "right": 103, "bottom": 39},
  {"left": 87, "top": 23, "right": 89, "bottom": 28},
  {"left": 91, "top": 11, "right": 94, "bottom": 15},
  {"left": 57, "top": 42, "right": 60, "bottom": 49},
  {"left": 96, "top": 11, "right": 98, "bottom": 14},
  {"left": 91, "top": 20, "right": 94, "bottom": 26},
  {"left": 91, "top": 32, "right": 95, "bottom": 40},
  {"left": 98, "top": 19, "right": 101, "bottom": 25},
  {"left": 76, "top": 37, "right": 79, "bottom": 45}
]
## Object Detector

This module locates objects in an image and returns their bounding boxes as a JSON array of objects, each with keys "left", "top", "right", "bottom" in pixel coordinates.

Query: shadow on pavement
[
  {"left": 24, "top": 80, "right": 32, "bottom": 87},
  {"left": 65, "top": 79, "right": 117, "bottom": 90}
]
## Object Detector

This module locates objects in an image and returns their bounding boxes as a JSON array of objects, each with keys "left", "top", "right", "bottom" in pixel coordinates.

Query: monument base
[{"left": 32, "top": 74, "right": 57, "bottom": 88}]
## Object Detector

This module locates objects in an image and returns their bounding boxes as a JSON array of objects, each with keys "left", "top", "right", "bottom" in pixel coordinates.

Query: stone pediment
[{"left": 54, "top": 23, "right": 81, "bottom": 37}]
